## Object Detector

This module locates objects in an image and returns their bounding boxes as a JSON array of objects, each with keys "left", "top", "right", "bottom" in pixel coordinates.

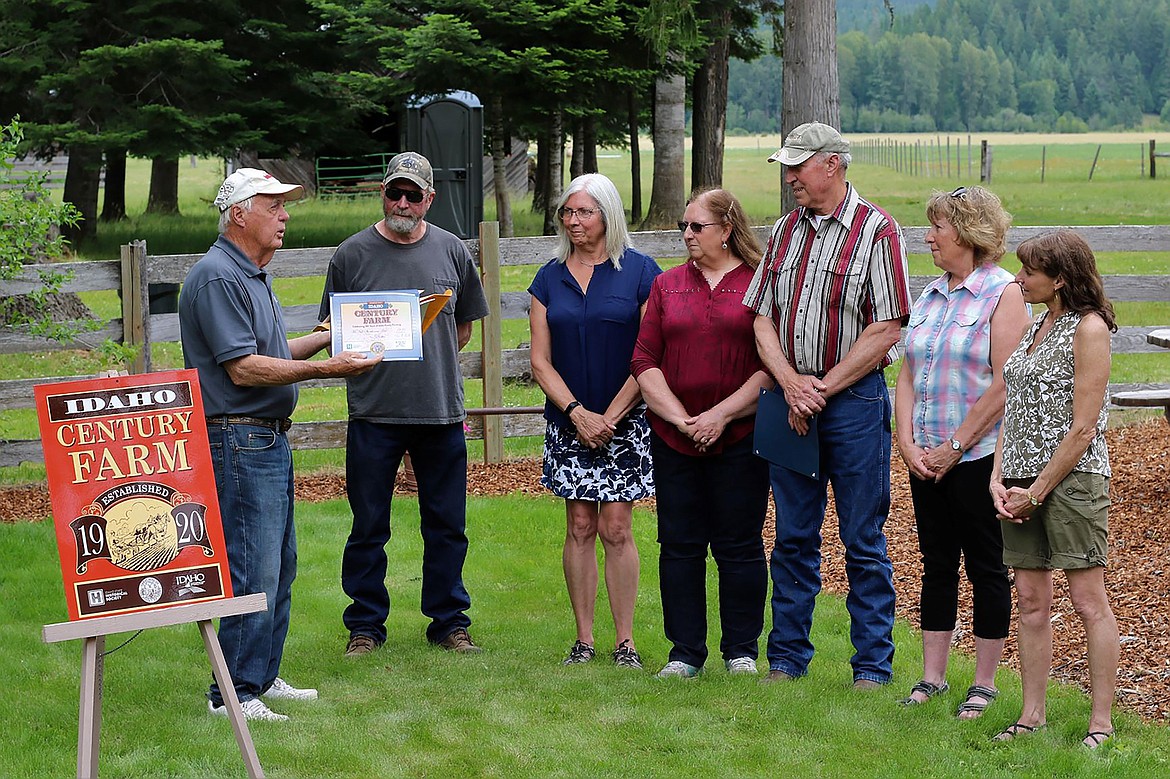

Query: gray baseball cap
[
  {"left": 383, "top": 152, "right": 434, "bottom": 189},
  {"left": 768, "top": 122, "right": 850, "bottom": 166}
]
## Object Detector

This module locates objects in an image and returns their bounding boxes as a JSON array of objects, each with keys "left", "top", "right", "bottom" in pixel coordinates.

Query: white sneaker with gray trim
[
  {"left": 656, "top": 660, "right": 701, "bottom": 678},
  {"left": 208, "top": 697, "right": 289, "bottom": 722},
  {"left": 263, "top": 677, "right": 319, "bottom": 700},
  {"left": 725, "top": 657, "right": 758, "bottom": 675}
]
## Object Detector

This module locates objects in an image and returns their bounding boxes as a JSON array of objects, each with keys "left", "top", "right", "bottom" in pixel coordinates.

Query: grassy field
[{"left": 3, "top": 492, "right": 1168, "bottom": 778}]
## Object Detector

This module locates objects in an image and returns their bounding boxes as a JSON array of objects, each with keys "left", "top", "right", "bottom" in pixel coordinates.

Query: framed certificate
[{"left": 330, "top": 290, "right": 423, "bottom": 361}]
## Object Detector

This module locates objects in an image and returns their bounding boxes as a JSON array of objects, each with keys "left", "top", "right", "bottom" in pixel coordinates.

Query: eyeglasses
[
  {"left": 385, "top": 187, "right": 426, "bottom": 203},
  {"left": 949, "top": 187, "right": 968, "bottom": 199},
  {"left": 677, "top": 221, "right": 721, "bottom": 234},
  {"left": 557, "top": 206, "right": 598, "bottom": 221}
]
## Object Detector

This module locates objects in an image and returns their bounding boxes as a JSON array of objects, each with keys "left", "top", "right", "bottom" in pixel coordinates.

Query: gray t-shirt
[
  {"left": 320, "top": 222, "right": 490, "bottom": 423},
  {"left": 179, "top": 236, "right": 296, "bottom": 418}
]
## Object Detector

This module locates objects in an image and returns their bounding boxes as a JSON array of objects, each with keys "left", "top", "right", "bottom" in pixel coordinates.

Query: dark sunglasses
[
  {"left": 949, "top": 186, "right": 967, "bottom": 199},
  {"left": 385, "top": 187, "right": 426, "bottom": 203},
  {"left": 677, "top": 221, "right": 721, "bottom": 234}
]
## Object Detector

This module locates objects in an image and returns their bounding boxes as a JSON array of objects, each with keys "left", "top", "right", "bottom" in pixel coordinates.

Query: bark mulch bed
[{"left": 5, "top": 420, "right": 1168, "bottom": 719}]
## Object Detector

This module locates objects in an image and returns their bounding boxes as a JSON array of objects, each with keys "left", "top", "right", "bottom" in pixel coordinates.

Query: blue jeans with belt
[
  {"left": 342, "top": 420, "right": 471, "bottom": 644},
  {"left": 766, "top": 370, "right": 896, "bottom": 683},
  {"left": 207, "top": 421, "right": 296, "bottom": 707}
]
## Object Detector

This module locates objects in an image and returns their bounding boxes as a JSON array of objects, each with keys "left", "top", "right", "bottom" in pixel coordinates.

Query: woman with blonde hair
[{"left": 895, "top": 186, "right": 1030, "bottom": 716}]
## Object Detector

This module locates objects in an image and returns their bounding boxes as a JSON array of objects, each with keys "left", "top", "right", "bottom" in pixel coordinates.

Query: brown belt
[{"left": 205, "top": 416, "right": 292, "bottom": 433}]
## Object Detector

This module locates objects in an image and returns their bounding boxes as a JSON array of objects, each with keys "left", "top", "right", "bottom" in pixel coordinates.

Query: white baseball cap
[{"left": 214, "top": 168, "right": 305, "bottom": 212}]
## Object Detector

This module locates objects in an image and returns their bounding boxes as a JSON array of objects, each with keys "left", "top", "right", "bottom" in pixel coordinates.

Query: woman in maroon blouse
[{"left": 632, "top": 188, "right": 774, "bottom": 678}]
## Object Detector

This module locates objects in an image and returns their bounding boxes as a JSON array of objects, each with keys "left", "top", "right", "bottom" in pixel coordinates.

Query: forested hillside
[{"left": 727, "top": 0, "right": 1170, "bottom": 134}]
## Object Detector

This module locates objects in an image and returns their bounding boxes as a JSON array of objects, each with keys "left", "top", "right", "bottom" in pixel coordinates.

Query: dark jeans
[
  {"left": 343, "top": 420, "right": 471, "bottom": 644},
  {"left": 207, "top": 421, "right": 296, "bottom": 707},
  {"left": 909, "top": 455, "right": 1011, "bottom": 638},
  {"left": 652, "top": 433, "right": 769, "bottom": 668},
  {"left": 767, "top": 370, "right": 897, "bottom": 683}
]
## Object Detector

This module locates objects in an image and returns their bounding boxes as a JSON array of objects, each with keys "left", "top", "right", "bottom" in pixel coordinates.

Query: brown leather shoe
[
  {"left": 853, "top": 678, "right": 883, "bottom": 690},
  {"left": 761, "top": 669, "right": 794, "bottom": 684},
  {"left": 438, "top": 628, "right": 482, "bottom": 653},
  {"left": 344, "top": 634, "right": 381, "bottom": 657}
]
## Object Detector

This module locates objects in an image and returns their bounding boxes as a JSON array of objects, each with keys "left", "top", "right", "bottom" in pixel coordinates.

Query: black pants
[
  {"left": 652, "top": 432, "right": 770, "bottom": 667},
  {"left": 908, "top": 455, "right": 1011, "bottom": 638}
]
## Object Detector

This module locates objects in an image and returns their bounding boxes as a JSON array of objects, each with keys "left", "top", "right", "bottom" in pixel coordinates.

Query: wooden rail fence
[{"left": 3, "top": 224, "right": 1170, "bottom": 468}]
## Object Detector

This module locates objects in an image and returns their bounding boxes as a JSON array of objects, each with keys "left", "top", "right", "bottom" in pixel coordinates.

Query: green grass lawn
[{"left": 3, "top": 492, "right": 1168, "bottom": 777}]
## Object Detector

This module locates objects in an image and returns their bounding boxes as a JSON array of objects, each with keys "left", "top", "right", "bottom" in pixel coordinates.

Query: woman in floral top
[{"left": 990, "top": 230, "right": 1118, "bottom": 749}]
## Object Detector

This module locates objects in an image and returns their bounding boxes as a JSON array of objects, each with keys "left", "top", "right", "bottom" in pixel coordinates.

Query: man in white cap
[
  {"left": 743, "top": 122, "right": 912, "bottom": 689},
  {"left": 179, "top": 168, "right": 380, "bottom": 721},
  {"left": 321, "top": 151, "right": 490, "bottom": 658}
]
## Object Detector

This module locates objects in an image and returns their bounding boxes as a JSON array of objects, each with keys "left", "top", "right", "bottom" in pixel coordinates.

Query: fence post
[
  {"left": 478, "top": 221, "right": 504, "bottom": 463},
  {"left": 980, "top": 141, "right": 991, "bottom": 184},
  {"left": 1151, "top": 139, "right": 1157, "bottom": 180},
  {"left": 120, "top": 240, "right": 150, "bottom": 374}
]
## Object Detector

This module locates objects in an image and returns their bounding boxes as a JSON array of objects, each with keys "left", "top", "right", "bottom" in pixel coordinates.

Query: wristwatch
[
  {"left": 564, "top": 400, "right": 582, "bottom": 416},
  {"left": 949, "top": 437, "right": 963, "bottom": 453},
  {"left": 1027, "top": 491, "right": 1041, "bottom": 507}
]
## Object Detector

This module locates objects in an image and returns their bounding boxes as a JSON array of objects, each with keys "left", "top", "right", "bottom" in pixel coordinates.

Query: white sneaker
[
  {"left": 208, "top": 697, "right": 289, "bottom": 722},
  {"left": 725, "top": 657, "right": 758, "bottom": 675},
  {"left": 656, "top": 660, "right": 701, "bottom": 679},
  {"left": 263, "top": 677, "right": 319, "bottom": 701}
]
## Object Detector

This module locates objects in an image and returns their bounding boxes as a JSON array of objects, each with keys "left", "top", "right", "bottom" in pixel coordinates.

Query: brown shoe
[
  {"left": 345, "top": 634, "right": 381, "bottom": 657},
  {"left": 853, "top": 678, "right": 883, "bottom": 690},
  {"left": 438, "top": 628, "right": 482, "bottom": 654},
  {"left": 761, "top": 669, "right": 794, "bottom": 684}
]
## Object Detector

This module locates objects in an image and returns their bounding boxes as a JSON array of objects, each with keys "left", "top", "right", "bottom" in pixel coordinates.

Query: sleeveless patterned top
[{"left": 1000, "top": 311, "right": 1110, "bottom": 479}]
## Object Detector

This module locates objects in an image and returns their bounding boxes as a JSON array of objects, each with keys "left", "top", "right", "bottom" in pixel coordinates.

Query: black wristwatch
[{"left": 564, "top": 400, "right": 582, "bottom": 416}]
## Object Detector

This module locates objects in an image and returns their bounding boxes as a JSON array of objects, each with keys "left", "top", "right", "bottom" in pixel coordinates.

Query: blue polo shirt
[
  {"left": 528, "top": 247, "right": 661, "bottom": 428},
  {"left": 178, "top": 236, "right": 297, "bottom": 418}
]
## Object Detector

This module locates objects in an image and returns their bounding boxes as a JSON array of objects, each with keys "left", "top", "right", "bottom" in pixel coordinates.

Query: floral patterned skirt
[{"left": 540, "top": 411, "right": 655, "bottom": 502}]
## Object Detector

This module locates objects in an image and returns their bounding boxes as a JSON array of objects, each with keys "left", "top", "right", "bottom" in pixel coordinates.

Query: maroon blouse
[{"left": 631, "top": 260, "right": 767, "bottom": 456}]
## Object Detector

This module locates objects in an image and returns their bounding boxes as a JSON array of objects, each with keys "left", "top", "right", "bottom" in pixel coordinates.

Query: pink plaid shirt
[{"left": 902, "top": 264, "right": 1018, "bottom": 461}]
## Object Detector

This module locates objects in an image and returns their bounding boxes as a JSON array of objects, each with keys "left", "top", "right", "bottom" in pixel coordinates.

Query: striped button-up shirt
[{"left": 743, "top": 183, "right": 912, "bottom": 375}]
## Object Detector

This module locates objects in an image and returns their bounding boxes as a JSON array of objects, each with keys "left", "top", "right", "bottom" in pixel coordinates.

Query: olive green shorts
[{"left": 1001, "top": 471, "right": 1110, "bottom": 570}]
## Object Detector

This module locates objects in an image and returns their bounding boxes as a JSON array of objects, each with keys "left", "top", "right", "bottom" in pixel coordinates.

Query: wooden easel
[{"left": 43, "top": 593, "right": 269, "bottom": 779}]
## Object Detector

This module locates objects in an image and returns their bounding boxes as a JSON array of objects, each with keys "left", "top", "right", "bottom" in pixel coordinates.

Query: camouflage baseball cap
[{"left": 382, "top": 151, "right": 434, "bottom": 189}]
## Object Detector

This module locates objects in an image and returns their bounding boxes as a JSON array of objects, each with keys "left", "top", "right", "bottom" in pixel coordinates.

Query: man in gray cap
[
  {"left": 180, "top": 168, "right": 380, "bottom": 721},
  {"left": 321, "top": 151, "right": 490, "bottom": 658},
  {"left": 743, "top": 122, "right": 912, "bottom": 689}
]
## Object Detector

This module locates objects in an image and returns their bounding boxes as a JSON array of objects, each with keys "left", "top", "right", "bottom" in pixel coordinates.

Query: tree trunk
[
  {"left": 583, "top": 115, "right": 598, "bottom": 174},
  {"left": 692, "top": 14, "right": 731, "bottom": 192},
  {"left": 533, "top": 130, "right": 550, "bottom": 214},
  {"left": 569, "top": 116, "right": 585, "bottom": 179},
  {"left": 641, "top": 68, "right": 686, "bottom": 229},
  {"left": 781, "top": 0, "right": 840, "bottom": 214},
  {"left": 61, "top": 144, "right": 101, "bottom": 244},
  {"left": 146, "top": 156, "right": 180, "bottom": 215},
  {"left": 100, "top": 148, "right": 127, "bottom": 222},
  {"left": 542, "top": 110, "right": 564, "bottom": 236},
  {"left": 488, "top": 94, "right": 513, "bottom": 238},
  {"left": 628, "top": 89, "right": 643, "bottom": 224}
]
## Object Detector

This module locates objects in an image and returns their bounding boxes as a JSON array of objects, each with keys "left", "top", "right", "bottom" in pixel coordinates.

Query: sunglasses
[
  {"left": 677, "top": 221, "right": 721, "bottom": 234},
  {"left": 385, "top": 187, "right": 426, "bottom": 203},
  {"left": 949, "top": 186, "right": 968, "bottom": 199}
]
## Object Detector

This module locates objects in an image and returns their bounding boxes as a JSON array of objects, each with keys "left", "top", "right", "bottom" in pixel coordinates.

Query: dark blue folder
[{"left": 753, "top": 388, "right": 820, "bottom": 479}]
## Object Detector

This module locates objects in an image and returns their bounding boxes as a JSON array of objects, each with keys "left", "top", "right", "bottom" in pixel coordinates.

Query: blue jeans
[
  {"left": 767, "top": 371, "right": 896, "bottom": 683},
  {"left": 207, "top": 421, "right": 296, "bottom": 707},
  {"left": 343, "top": 420, "right": 471, "bottom": 644}
]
